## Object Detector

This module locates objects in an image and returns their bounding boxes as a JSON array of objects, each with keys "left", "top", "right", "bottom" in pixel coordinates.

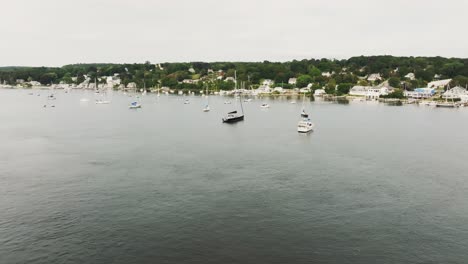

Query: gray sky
[{"left": 1, "top": 0, "right": 467, "bottom": 66}]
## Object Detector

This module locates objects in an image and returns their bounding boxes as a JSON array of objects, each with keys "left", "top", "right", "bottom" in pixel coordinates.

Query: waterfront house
[
  {"left": 314, "top": 89, "right": 326, "bottom": 96},
  {"left": 262, "top": 79, "right": 274, "bottom": 87},
  {"left": 288, "top": 78, "right": 297, "bottom": 85},
  {"left": 273, "top": 87, "right": 284, "bottom": 93},
  {"left": 349, "top": 86, "right": 369, "bottom": 96},
  {"left": 404, "top": 88, "right": 435, "bottom": 99},
  {"left": 299, "top": 87, "right": 311, "bottom": 93},
  {"left": 427, "top": 79, "right": 451, "bottom": 88},
  {"left": 443, "top": 86, "right": 467, "bottom": 99}
]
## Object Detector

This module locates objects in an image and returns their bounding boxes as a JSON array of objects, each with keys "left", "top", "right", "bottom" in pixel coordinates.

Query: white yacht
[{"left": 297, "top": 116, "right": 314, "bottom": 133}]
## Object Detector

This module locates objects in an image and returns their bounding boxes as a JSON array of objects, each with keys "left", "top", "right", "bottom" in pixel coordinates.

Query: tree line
[{"left": 1, "top": 56, "right": 468, "bottom": 92}]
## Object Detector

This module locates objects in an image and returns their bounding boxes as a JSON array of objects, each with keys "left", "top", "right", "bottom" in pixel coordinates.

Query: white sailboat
[
  {"left": 297, "top": 91, "right": 314, "bottom": 133},
  {"left": 203, "top": 84, "right": 210, "bottom": 112}
]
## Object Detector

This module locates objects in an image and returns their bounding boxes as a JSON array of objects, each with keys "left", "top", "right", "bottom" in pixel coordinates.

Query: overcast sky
[{"left": 1, "top": 0, "right": 467, "bottom": 66}]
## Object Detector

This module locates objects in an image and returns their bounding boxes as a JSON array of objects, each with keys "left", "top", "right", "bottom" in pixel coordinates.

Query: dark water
[{"left": 1, "top": 89, "right": 468, "bottom": 264}]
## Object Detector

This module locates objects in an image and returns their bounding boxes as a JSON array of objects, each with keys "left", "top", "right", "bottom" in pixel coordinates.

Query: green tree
[
  {"left": 296, "top": 74, "right": 313, "bottom": 88},
  {"left": 388, "top": 77, "right": 401, "bottom": 88}
]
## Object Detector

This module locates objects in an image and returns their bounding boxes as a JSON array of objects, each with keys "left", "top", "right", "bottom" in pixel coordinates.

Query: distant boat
[
  {"left": 203, "top": 84, "right": 210, "bottom": 112},
  {"left": 436, "top": 102, "right": 457, "bottom": 108},
  {"left": 244, "top": 98, "right": 252, "bottom": 102},
  {"left": 129, "top": 101, "right": 141, "bottom": 109},
  {"left": 80, "top": 98, "right": 90, "bottom": 102},
  {"left": 224, "top": 101, "right": 232, "bottom": 104},
  {"left": 184, "top": 99, "right": 190, "bottom": 104},
  {"left": 301, "top": 109, "right": 308, "bottom": 118},
  {"left": 95, "top": 99, "right": 110, "bottom": 104},
  {"left": 48, "top": 94, "right": 56, "bottom": 100},
  {"left": 260, "top": 103, "right": 270, "bottom": 108},
  {"left": 290, "top": 101, "right": 297, "bottom": 104}
]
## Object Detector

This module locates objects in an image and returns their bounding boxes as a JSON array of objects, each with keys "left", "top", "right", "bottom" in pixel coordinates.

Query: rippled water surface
[{"left": 1, "top": 89, "right": 468, "bottom": 264}]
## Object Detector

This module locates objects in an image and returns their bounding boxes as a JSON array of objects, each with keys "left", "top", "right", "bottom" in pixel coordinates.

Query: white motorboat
[
  {"left": 260, "top": 103, "right": 270, "bottom": 108},
  {"left": 297, "top": 117, "right": 314, "bottom": 133},
  {"left": 224, "top": 101, "right": 232, "bottom": 104},
  {"left": 184, "top": 99, "right": 190, "bottom": 104},
  {"left": 203, "top": 105, "right": 210, "bottom": 112}
]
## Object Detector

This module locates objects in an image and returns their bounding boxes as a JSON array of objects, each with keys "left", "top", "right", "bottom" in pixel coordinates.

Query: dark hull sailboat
[
  {"left": 222, "top": 111, "right": 244, "bottom": 123},
  {"left": 222, "top": 70, "right": 245, "bottom": 123}
]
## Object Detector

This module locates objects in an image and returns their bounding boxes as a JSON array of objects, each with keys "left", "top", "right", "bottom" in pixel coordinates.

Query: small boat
[
  {"left": 184, "top": 99, "right": 190, "bottom": 104},
  {"left": 224, "top": 101, "right": 232, "bottom": 104},
  {"left": 95, "top": 99, "right": 110, "bottom": 104},
  {"left": 290, "top": 101, "right": 297, "bottom": 104},
  {"left": 178, "top": 91, "right": 183, "bottom": 95},
  {"left": 48, "top": 95, "right": 56, "bottom": 100},
  {"left": 129, "top": 101, "right": 142, "bottom": 109},
  {"left": 260, "top": 103, "right": 270, "bottom": 108},
  {"left": 244, "top": 98, "right": 252, "bottom": 103},
  {"left": 301, "top": 109, "right": 308, "bottom": 118},
  {"left": 203, "top": 84, "right": 210, "bottom": 112},
  {"left": 297, "top": 116, "right": 314, "bottom": 133},
  {"left": 436, "top": 102, "right": 457, "bottom": 108}
]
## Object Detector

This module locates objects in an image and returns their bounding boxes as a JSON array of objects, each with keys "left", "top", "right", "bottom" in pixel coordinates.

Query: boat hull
[{"left": 222, "top": 115, "right": 244, "bottom": 123}]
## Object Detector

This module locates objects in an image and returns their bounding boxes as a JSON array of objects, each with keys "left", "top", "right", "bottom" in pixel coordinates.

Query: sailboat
[
  {"left": 297, "top": 91, "right": 314, "bottom": 133},
  {"left": 203, "top": 84, "right": 210, "bottom": 112},
  {"left": 223, "top": 71, "right": 244, "bottom": 123},
  {"left": 300, "top": 92, "right": 308, "bottom": 117}
]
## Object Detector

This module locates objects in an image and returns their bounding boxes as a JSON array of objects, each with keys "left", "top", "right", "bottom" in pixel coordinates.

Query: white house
[
  {"left": 288, "top": 78, "right": 297, "bottom": 85},
  {"left": 349, "top": 86, "right": 369, "bottom": 96},
  {"left": 427, "top": 79, "right": 452, "bottom": 88},
  {"left": 29, "top": 81, "right": 41, "bottom": 86},
  {"left": 273, "top": 87, "right": 284, "bottom": 93},
  {"left": 188, "top": 67, "right": 195, "bottom": 73},
  {"left": 404, "top": 88, "right": 435, "bottom": 99},
  {"left": 127, "top": 82, "right": 137, "bottom": 89},
  {"left": 321, "top": 72, "right": 333, "bottom": 77},
  {"left": 443, "top": 86, "right": 467, "bottom": 99},
  {"left": 405, "top": 73, "right": 416, "bottom": 80},
  {"left": 314, "top": 89, "right": 326, "bottom": 96},
  {"left": 257, "top": 85, "right": 271, "bottom": 94},
  {"left": 262, "top": 79, "right": 274, "bottom": 87},
  {"left": 367, "top": 73, "right": 382, "bottom": 82},
  {"left": 225, "top": 77, "right": 236, "bottom": 82},
  {"left": 299, "top": 87, "right": 311, "bottom": 93}
]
